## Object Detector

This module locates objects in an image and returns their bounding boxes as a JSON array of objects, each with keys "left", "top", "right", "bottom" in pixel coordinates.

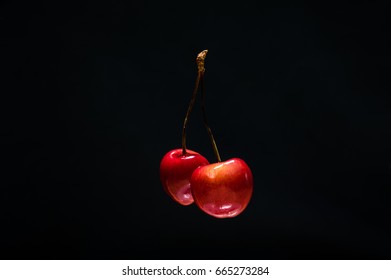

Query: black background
[{"left": 1, "top": 2, "right": 391, "bottom": 259}]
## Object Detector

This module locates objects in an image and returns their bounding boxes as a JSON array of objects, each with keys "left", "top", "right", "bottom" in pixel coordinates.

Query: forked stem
[
  {"left": 182, "top": 51, "right": 207, "bottom": 154},
  {"left": 181, "top": 50, "right": 221, "bottom": 162}
]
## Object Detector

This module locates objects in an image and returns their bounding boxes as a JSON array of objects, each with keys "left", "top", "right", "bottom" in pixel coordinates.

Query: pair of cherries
[{"left": 160, "top": 50, "right": 253, "bottom": 218}]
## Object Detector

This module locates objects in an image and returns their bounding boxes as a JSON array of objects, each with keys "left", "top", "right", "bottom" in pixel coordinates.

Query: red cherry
[
  {"left": 190, "top": 158, "right": 253, "bottom": 218},
  {"left": 160, "top": 148, "right": 209, "bottom": 206}
]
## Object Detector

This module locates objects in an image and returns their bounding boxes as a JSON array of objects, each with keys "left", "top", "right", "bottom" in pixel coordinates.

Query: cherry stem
[
  {"left": 181, "top": 52, "right": 204, "bottom": 155},
  {"left": 181, "top": 50, "right": 221, "bottom": 162},
  {"left": 200, "top": 71, "right": 222, "bottom": 162}
]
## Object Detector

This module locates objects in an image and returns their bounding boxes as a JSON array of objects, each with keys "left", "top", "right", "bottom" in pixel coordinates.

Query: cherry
[
  {"left": 160, "top": 149, "right": 209, "bottom": 205},
  {"left": 189, "top": 49, "right": 254, "bottom": 218},
  {"left": 159, "top": 51, "right": 209, "bottom": 206},
  {"left": 190, "top": 158, "right": 253, "bottom": 218}
]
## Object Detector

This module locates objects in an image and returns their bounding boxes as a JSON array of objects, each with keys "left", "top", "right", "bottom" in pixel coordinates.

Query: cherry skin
[
  {"left": 190, "top": 158, "right": 253, "bottom": 218},
  {"left": 160, "top": 148, "right": 209, "bottom": 206}
]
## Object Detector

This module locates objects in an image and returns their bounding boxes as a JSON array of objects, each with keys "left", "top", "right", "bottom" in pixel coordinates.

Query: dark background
[{"left": 1, "top": 2, "right": 391, "bottom": 259}]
